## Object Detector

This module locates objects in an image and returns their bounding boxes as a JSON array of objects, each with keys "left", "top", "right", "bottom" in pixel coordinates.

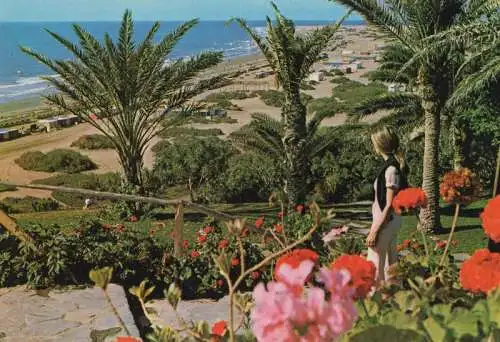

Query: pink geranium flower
[{"left": 251, "top": 261, "right": 357, "bottom": 341}]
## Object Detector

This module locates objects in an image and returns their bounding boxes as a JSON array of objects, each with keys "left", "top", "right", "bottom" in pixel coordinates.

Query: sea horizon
[{"left": 0, "top": 19, "right": 365, "bottom": 103}]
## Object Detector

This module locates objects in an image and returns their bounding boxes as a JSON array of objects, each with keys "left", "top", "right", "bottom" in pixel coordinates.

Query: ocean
[{"left": 0, "top": 20, "right": 364, "bottom": 103}]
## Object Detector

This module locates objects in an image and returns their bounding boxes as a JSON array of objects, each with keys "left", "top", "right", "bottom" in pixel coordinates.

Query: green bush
[
  {"left": 152, "top": 137, "right": 235, "bottom": 202},
  {"left": 215, "top": 153, "right": 281, "bottom": 203},
  {"left": 204, "top": 91, "right": 253, "bottom": 102},
  {"left": 308, "top": 97, "right": 343, "bottom": 117},
  {"left": 330, "top": 76, "right": 351, "bottom": 84},
  {"left": 159, "top": 127, "right": 224, "bottom": 140},
  {"left": 332, "top": 69, "right": 345, "bottom": 76},
  {"left": 0, "top": 184, "right": 16, "bottom": 193},
  {"left": 0, "top": 197, "right": 59, "bottom": 213},
  {"left": 71, "top": 134, "right": 114, "bottom": 150},
  {"left": 15, "top": 149, "right": 97, "bottom": 173},
  {"left": 33, "top": 173, "right": 122, "bottom": 207},
  {"left": 258, "top": 90, "right": 313, "bottom": 107},
  {"left": 332, "top": 80, "right": 387, "bottom": 114}
]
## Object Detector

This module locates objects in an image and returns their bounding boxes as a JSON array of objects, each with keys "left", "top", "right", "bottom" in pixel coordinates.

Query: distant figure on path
[
  {"left": 366, "top": 127, "right": 408, "bottom": 283},
  {"left": 83, "top": 198, "right": 92, "bottom": 210}
]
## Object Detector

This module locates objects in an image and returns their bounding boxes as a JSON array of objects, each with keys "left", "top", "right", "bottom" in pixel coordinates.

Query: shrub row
[
  {"left": 15, "top": 149, "right": 97, "bottom": 173},
  {"left": 71, "top": 134, "right": 114, "bottom": 150}
]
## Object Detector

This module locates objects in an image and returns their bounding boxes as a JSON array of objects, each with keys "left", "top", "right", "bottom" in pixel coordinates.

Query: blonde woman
[{"left": 366, "top": 127, "right": 408, "bottom": 282}]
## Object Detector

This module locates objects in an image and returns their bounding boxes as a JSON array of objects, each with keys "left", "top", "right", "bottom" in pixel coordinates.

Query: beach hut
[
  {"left": 37, "top": 118, "right": 60, "bottom": 133},
  {"left": 0, "top": 128, "right": 19, "bottom": 142},
  {"left": 308, "top": 71, "right": 325, "bottom": 82}
]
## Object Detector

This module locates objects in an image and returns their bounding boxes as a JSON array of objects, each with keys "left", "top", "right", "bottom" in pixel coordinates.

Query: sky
[{"left": 0, "top": 0, "right": 359, "bottom": 22}]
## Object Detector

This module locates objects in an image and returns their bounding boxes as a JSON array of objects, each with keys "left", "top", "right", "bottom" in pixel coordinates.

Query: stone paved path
[
  {"left": 0, "top": 284, "right": 139, "bottom": 342},
  {"left": 148, "top": 295, "right": 243, "bottom": 331}
]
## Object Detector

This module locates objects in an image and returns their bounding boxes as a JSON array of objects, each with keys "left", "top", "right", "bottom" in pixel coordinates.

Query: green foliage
[
  {"left": 0, "top": 184, "right": 16, "bottom": 193},
  {"left": 15, "top": 149, "right": 97, "bottom": 173},
  {"left": 0, "top": 197, "right": 59, "bottom": 214},
  {"left": 310, "top": 125, "right": 380, "bottom": 203},
  {"left": 204, "top": 91, "right": 254, "bottom": 102},
  {"left": 308, "top": 96, "right": 343, "bottom": 118},
  {"left": 158, "top": 127, "right": 224, "bottom": 140},
  {"left": 216, "top": 153, "right": 281, "bottom": 203},
  {"left": 1, "top": 220, "right": 166, "bottom": 289},
  {"left": 33, "top": 172, "right": 122, "bottom": 207},
  {"left": 330, "top": 76, "right": 351, "bottom": 84},
  {"left": 258, "top": 90, "right": 313, "bottom": 107},
  {"left": 70, "top": 134, "right": 114, "bottom": 150},
  {"left": 332, "top": 80, "right": 387, "bottom": 113},
  {"left": 152, "top": 137, "right": 235, "bottom": 202}
]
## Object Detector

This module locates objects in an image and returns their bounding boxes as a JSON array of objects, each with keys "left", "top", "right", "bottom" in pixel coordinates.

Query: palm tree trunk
[
  {"left": 119, "top": 151, "right": 144, "bottom": 195},
  {"left": 493, "top": 145, "right": 500, "bottom": 198},
  {"left": 419, "top": 83, "right": 441, "bottom": 232},
  {"left": 451, "top": 119, "right": 471, "bottom": 170},
  {"left": 282, "top": 90, "right": 308, "bottom": 207}
]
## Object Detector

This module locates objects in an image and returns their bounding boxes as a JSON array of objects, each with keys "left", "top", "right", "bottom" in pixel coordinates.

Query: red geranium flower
[
  {"left": 440, "top": 168, "right": 480, "bottom": 204},
  {"left": 198, "top": 234, "right": 207, "bottom": 244},
  {"left": 275, "top": 249, "right": 319, "bottom": 283},
  {"left": 402, "top": 239, "right": 411, "bottom": 249},
  {"left": 255, "top": 217, "right": 265, "bottom": 229},
  {"left": 231, "top": 257, "right": 240, "bottom": 266},
  {"left": 251, "top": 271, "right": 260, "bottom": 280},
  {"left": 116, "top": 224, "right": 125, "bottom": 233},
  {"left": 392, "top": 188, "right": 428, "bottom": 214},
  {"left": 116, "top": 337, "right": 141, "bottom": 342},
  {"left": 295, "top": 204, "right": 305, "bottom": 214},
  {"left": 129, "top": 215, "right": 138, "bottom": 222},
  {"left": 460, "top": 249, "right": 500, "bottom": 294},
  {"left": 212, "top": 320, "right": 228, "bottom": 336},
  {"left": 182, "top": 240, "right": 190, "bottom": 249},
  {"left": 436, "top": 240, "right": 447, "bottom": 249},
  {"left": 481, "top": 195, "right": 500, "bottom": 243},
  {"left": 191, "top": 250, "right": 200, "bottom": 258},
  {"left": 274, "top": 224, "right": 283, "bottom": 233},
  {"left": 331, "top": 254, "right": 376, "bottom": 299},
  {"left": 218, "top": 239, "right": 229, "bottom": 249}
]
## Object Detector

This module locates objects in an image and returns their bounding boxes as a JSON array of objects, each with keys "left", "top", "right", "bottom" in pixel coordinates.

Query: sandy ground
[{"left": 0, "top": 26, "right": 388, "bottom": 200}]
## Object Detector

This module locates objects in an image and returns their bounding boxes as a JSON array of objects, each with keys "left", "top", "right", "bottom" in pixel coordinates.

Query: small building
[
  {"left": 38, "top": 115, "right": 79, "bottom": 133},
  {"left": 0, "top": 128, "right": 20, "bottom": 142},
  {"left": 340, "top": 63, "right": 358, "bottom": 73},
  {"left": 308, "top": 71, "right": 325, "bottom": 82}
]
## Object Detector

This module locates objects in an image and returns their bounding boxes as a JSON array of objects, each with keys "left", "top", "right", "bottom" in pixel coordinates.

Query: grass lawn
[
  {"left": 11, "top": 199, "right": 489, "bottom": 254},
  {"left": 397, "top": 199, "right": 489, "bottom": 254}
]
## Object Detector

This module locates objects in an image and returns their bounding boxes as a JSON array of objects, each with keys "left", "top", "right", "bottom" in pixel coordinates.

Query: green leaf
[
  {"left": 89, "top": 327, "right": 122, "bottom": 342},
  {"left": 423, "top": 316, "right": 450, "bottom": 342},
  {"left": 89, "top": 267, "right": 113, "bottom": 290},
  {"left": 348, "top": 325, "right": 426, "bottom": 342}
]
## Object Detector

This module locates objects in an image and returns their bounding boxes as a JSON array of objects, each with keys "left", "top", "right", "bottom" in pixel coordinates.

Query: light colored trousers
[{"left": 367, "top": 215, "right": 402, "bottom": 282}]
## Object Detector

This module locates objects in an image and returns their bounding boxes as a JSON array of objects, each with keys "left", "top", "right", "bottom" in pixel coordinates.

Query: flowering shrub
[
  {"left": 211, "top": 320, "right": 228, "bottom": 337},
  {"left": 330, "top": 255, "right": 376, "bottom": 299},
  {"left": 460, "top": 249, "right": 500, "bottom": 294},
  {"left": 481, "top": 195, "right": 500, "bottom": 243},
  {"left": 440, "top": 168, "right": 480, "bottom": 204},
  {"left": 391, "top": 187, "right": 427, "bottom": 214},
  {"left": 252, "top": 260, "right": 357, "bottom": 341}
]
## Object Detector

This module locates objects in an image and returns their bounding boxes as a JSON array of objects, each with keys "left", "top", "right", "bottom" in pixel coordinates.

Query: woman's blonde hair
[{"left": 371, "top": 127, "right": 407, "bottom": 173}]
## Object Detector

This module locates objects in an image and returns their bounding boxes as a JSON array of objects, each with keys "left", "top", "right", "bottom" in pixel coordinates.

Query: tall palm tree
[
  {"left": 231, "top": 3, "right": 349, "bottom": 206},
  {"left": 21, "top": 10, "right": 223, "bottom": 193},
  {"left": 229, "top": 111, "right": 340, "bottom": 196},
  {"left": 331, "top": 0, "right": 497, "bottom": 231}
]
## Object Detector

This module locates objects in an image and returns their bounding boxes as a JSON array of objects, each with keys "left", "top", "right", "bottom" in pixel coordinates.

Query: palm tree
[
  {"left": 331, "top": 0, "right": 497, "bottom": 231},
  {"left": 229, "top": 111, "right": 341, "bottom": 197},
  {"left": 231, "top": 3, "right": 349, "bottom": 206},
  {"left": 21, "top": 10, "right": 223, "bottom": 193}
]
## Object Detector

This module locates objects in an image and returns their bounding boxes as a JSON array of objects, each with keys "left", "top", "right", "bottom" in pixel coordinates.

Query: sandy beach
[{"left": 0, "top": 25, "right": 389, "bottom": 200}]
